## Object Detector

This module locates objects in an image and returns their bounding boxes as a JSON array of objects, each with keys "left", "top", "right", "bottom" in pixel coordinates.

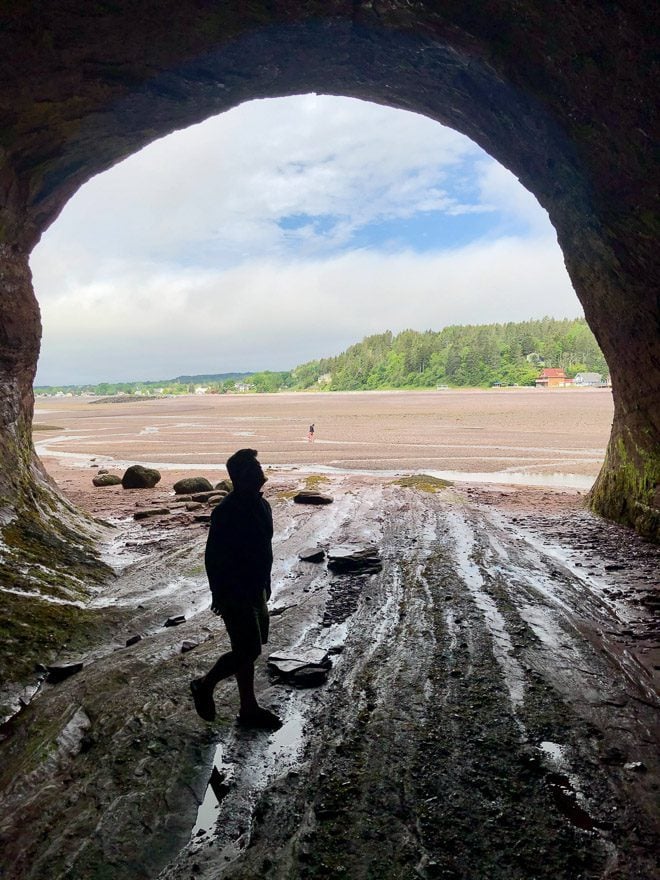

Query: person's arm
[{"left": 204, "top": 504, "right": 232, "bottom": 612}]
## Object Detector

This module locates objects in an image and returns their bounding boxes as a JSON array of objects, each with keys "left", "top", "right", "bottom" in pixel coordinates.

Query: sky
[{"left": 31, "top": 94, "right": 581, "bottom": 385}]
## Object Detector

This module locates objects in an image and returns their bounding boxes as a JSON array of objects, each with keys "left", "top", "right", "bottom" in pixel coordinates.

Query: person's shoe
[
  {"left": 237, "top": 707, "right": 282, "bottom": 730},
  {"left": 190, "top": 678, "right": 215, "bottom": 721}
]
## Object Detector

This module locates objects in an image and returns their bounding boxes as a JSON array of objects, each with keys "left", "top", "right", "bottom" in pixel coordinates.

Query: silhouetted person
[
  {"left": 190, "top": 448, "right": 281, "bottom": 729},
  {"left": 308, "top": 423, "right": 315, "bottom": 442}
]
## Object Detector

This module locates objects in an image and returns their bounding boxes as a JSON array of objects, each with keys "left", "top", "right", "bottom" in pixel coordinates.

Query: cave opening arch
[{"left": 1, "top": 5, "right": 657, "bottom": 546}]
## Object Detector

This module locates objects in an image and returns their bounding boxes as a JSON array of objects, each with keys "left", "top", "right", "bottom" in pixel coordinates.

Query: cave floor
[{"left": 0, "top": 475, "right": 658, "bottom": 880}]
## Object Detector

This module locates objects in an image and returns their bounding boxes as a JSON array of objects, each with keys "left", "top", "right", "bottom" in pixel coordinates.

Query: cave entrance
[{"left": 1, "top": 9, "right": 657, "bottom": 538}]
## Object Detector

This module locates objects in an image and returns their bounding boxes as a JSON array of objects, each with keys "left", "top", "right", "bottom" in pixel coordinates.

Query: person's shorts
[{"left": 219, "top": 589, "right": 269, "bottom": 662}]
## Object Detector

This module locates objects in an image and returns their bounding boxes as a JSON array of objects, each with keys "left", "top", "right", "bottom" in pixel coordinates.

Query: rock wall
[{"left": 0, "top": 1, "right": 657, "bottom": 538}]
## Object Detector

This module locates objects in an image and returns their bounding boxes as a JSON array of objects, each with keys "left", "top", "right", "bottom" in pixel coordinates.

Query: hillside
[{"left": 288, "top": 317, "right": 607, "bottom": 391}]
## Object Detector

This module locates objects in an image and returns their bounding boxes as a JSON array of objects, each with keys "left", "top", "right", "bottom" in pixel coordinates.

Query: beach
[{"left": 34, "top": 387, "right": 614, "bottom": 495}]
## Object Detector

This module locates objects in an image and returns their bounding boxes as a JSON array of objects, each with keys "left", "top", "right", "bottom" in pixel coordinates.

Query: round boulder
[
  {"left": 215, "top": 479, "right": 233, "bottom": 493},
  {"left": 122, "top": 464, "right": 161, "bottom": 489},
  {"left": 92, "top": 473, "right": 122, "bottom": 487},
  {"left": 173, "top": 476, "right": 213, "bottom": 494}
]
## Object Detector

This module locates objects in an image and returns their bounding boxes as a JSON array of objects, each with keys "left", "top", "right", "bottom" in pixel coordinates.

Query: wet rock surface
[{"left": 0, "top": 476, "right": 658, "bottom": 880}]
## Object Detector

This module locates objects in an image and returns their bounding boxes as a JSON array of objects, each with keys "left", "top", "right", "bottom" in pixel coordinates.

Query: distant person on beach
[
  {"left": 308, "top": 423, "right": 315, "bottom": 443},
  {"left": 190, "top": 448, "right": 281, "bottom": 729}
]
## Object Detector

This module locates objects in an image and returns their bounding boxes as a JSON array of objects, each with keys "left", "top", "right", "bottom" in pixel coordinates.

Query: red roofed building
[{"left": 535, "top": 368, "right": 574, "bottom": 388}]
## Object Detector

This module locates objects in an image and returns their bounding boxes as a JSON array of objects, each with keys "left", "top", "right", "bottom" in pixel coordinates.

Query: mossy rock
[
  {"left": 393, "top": 474, "right": 453, "bottom": 493},
  {"left": 92, "top": 473, "right": 121, "bottom": 487},
  {"left": 121, "top": 465, "right": 161, "bottom": 489},
  {"left": 173, "top": 476, "right": 213, "bottom": 494},
  {"left": 214, "top": 479, "right": 233, "bottom": 493}
]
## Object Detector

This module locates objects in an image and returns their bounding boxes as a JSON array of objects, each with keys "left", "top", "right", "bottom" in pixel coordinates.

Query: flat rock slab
[
  {"left": 327, "top": 545, "right": 382, "bottom": 574},
  {"left": 134, "top": 507, "right": 171, "bottom": 520},
  {"left": 164, "top": 615, "right": 186, "bottom": 627},
  {"left": 46, "top": 663, "right": 83, "bottom": 683},
  {"left": 191, "top": 490, "right": 222, "bottom": 502},
  {"left": 268, "top": 648, "right": 332, "bottom": 686},
  {"left": 293, "top": 491, "right": 334, "bottom": 505},
  {"left": 299, "top": 547, "right": 326, "bottom": 563}
]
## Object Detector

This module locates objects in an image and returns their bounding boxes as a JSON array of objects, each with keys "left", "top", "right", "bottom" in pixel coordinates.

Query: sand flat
[{"left": 34, "top": 388, "right": 613, "bottom": 490}]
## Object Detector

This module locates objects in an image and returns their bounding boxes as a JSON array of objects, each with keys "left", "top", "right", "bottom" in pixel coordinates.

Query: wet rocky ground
[{"left": 0, "top": 475, "right": 658, "bottom": 880}]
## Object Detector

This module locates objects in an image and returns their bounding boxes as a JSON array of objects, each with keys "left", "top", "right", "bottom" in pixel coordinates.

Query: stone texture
[{"left": 0, "top": 4, "right": 657, "bottom": 538}]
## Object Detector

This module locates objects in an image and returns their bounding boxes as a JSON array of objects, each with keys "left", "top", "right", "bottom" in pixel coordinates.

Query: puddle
[
  {"left": 427, "top": 469, "right": 595, "bottom": 490},
  {"left": 264, "top": 708, "right": 306, "bottom": 765},
  {"left": 191, "top": 744, "right": 235, "bottom": 838},
  {"left": 190, "top": 704, "right": 307, "bottom": 852}
]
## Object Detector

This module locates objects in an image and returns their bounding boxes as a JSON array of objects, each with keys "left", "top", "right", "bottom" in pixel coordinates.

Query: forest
[
  {"left": 285, "top": 317, "right": 608, "bottom": 391},
  {"left": 34, "top": 318, "right": 607, "bottom": 396}
]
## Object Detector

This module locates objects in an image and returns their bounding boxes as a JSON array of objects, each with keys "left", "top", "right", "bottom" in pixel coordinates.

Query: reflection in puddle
[{"left": 192, "top": 744, "right": 234, "bottom": 838}]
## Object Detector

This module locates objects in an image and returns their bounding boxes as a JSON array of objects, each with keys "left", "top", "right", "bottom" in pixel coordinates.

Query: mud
[{"left": 0, "top": 470, "right": 657, "bottom": 880}]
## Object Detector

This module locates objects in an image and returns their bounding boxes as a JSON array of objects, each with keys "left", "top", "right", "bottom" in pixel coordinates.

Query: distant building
[
  {"left": 574, "top": 372, "right": 603, "bottom": 386},
  {"left": 194, "top": 386, "right": 208, "bottom": 395},
  {"left": 535, "top": 368, "right": 573, "bottom": 388}
]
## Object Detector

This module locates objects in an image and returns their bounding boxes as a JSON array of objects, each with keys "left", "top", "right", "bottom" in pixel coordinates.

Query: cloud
[
  {"left": 30, "top": 94, "right": 578, "bottom": 384},
  {"left": 35, "top": 237, "right": 577, "bottom": 384}
]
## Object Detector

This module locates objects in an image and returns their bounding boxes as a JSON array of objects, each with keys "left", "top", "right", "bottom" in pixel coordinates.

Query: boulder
[
  {"left": 299, "top": 547, "right": 326, "bottom": 563},
  {"left": 293, "top": 491, "right": 334, "bottom": 505},
  {"left": 122, "top": 464, "right": 161, "bottom": 489},
  {"left": 327, "top": 545, "right": 382, "bottom": 574},
  {"left": 164, "top": 615, "right": 186, "bottom": 627},
  {"left": 181, "top": 640, "right": 198, "bottom": 653},
  {"left": 185, "top": 501, "right": 203, "bottom": 511},
  {"left": 125, "top": 634, "right": 143, "bottom": 647},
  {"left": 173, "top": 476, "right": 213, "bottom": 494},
  {"left": 93, "top": 473, "right": 122, "bottom": 487},
  {"left": 215, "top": 479, "right": 233, "bottom": 493},
  {"left": 133, "top": 507, "right": 170, "bottom": 520}
]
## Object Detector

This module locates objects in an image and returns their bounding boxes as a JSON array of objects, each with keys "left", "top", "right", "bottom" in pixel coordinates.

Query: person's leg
[
  {"left": 203, "top": 651, "right": 237, "bottom": 687},
  {"left": 191, "top": 592, "right": 280, "bottom": 728},
  {"left": 234, "top": 657, "right": 259, "bottom": 715}
]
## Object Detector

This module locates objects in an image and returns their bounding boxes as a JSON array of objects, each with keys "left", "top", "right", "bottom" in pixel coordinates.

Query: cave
[{"left": 0, "top": 1, "right": 658, "bottom": 550}]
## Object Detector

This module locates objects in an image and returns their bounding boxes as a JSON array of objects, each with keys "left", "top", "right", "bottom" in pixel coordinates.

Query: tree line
[
  {"left": 287, "top": 317, "right": 608, "bottom": 391},
  {"left": 34, "top": 318, "right": 608, "bottom": 396}
]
